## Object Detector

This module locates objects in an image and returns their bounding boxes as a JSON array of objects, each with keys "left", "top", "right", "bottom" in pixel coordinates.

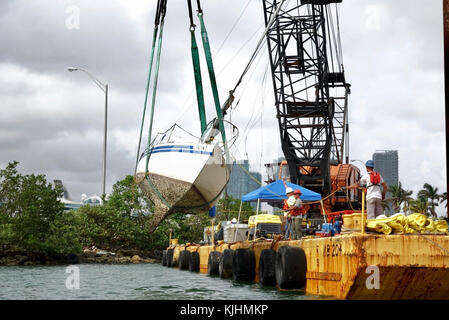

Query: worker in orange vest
[
  {"left": 285, "top": 189, "right": 303, "bottom": 239},
  {"left": 283, "top": 187, "right": 295, "bottom": 238}
]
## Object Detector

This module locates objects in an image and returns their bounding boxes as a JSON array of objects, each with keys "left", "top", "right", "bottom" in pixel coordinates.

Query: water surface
[{"left": 0, "top": 263, "right": 321, "bottom": 300}]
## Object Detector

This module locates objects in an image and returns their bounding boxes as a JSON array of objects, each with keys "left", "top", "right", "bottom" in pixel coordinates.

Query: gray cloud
[{"left": 0, "top": 0, "right": 446, "bottom": 216}]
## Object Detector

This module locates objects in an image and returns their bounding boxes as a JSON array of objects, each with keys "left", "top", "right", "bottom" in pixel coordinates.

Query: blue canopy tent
[
  {"left": 235, "top": 180, "right": 322, "bottom": 241},
  {"left": 241, "top": 180, "right": 322, "bottom": 203}
]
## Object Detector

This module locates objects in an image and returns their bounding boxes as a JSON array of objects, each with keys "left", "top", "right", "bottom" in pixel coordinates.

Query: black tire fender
[
  {"left": 162, "top": 250, "right": 167, "bottom": 266},
  {"left": 219, "top": 249, "right": 234, "bottom": 278},
  {"left": 207, "top": 251, "right": 222, "bottom": 276},
  {"left": 275, "top": 246, "right": 307, "bottom": 289},
  {"left": 178, "top": 250, "right": 190, "bottom": 270},
  {"left": 232, "top": 248, "right": 255, "bottom": 282},
  {"left": 166, "top": 248, "right": 174, "bottom": 268},
  {"left": 259, "top": 249, "right": 276, "bottom": 286},
  {"left": 189, "top": 251, "right": 200, "bottom": 272}
]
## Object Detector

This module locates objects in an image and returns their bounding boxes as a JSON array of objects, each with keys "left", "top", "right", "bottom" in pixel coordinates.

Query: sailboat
[
  {"left": 134, "top": 0, "right": 237, "bottom": 232},
  {"left": 135, "top": 123, "right": 231, "bottom": 216}
]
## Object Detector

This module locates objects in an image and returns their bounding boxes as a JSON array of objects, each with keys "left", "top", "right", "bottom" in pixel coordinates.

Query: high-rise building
[
  {"left": 373, "top": 150, "right": 399, "bottom": 214},
  {"left": 226, "top": 160, "right": 261, "bottom": 210}
]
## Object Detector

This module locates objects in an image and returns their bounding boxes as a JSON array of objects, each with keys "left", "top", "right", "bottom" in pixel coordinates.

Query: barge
[{"left": 163, "top": 221, "right": 449, "bottom": 299}]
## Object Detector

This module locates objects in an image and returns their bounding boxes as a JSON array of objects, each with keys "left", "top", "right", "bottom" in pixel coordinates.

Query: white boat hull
[{"left": 135, "top": 142, "right": 230, "bottom": 214}]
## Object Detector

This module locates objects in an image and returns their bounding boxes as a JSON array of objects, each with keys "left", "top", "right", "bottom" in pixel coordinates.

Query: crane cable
[
  {"left": 136, "top": 1, "right": 232, "bottom": 211},
  {"left": 221, "top": 0, "right": 288, "bottom": 116},
  {"left": 134, "top": 0, "right": 167, "bottom": 174},
  {"left": 144, "top": 2, "right": 168, "bottom": 176},
  {"left": 213, "top": 0, "right": 254, "bottom": 59},
  {"left": 174, "top": 3, "right": 262, "bottom": 126},
  {"left": 133, "top": 0, "right": 172, "bottom": 209}
]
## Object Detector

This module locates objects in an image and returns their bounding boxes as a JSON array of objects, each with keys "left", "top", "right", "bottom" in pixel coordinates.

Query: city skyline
[{"left": 373, "top": 150, "right": 399, "bottom": 214}]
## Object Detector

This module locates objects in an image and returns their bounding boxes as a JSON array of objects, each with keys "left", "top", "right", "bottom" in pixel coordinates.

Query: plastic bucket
[
  {"left": 342, "top": 214, "right": 354, "bottom": 228},
  {"left": 352, "top": 213, "right": 367, "bottom": 230}
]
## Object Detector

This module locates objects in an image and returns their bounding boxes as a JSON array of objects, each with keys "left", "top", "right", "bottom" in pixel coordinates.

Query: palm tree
[
  {"left": 417, "top": 183, "right": 440, "bottom": 219},
  {"left": 440, "top": 192, "right": 448, "bottom": 220},
  {"left": 408, "top": 197, "right": 431, "bottom": 216},
  {"left": 387, "top": 182, "right": 413, "bottom": 214},
  {"left": 440, "top": 192, "right": 447, "bottom": 208},
  {"left": 381, "top": 200, "right": 390, "bottom": 215},
  {"left": 403, "top": 196, "right": 415, "bottom": 215}
]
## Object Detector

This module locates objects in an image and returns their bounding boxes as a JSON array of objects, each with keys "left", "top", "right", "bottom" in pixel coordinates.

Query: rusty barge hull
[{"left": 172, "top": 233, "right": 449, "bottom": 299}]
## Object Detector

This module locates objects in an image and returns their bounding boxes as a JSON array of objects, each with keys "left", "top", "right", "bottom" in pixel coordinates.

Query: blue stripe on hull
[
  {"left": 149, "top": 149, "right": 213, "bottom": 155},
  {"left": 151, "top": 145, "right": 194, "bottom": 151},
  {"left": 143, "top": 144, "right": 213, "bottom": 156}
]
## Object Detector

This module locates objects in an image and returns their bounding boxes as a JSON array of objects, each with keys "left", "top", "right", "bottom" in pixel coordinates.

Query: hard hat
[
  {"left": 365, "top": 160, "right": 375, "bottom": 168},
  {"left": 231, "top": 218, "right": 237, "bottom": 224},
  {"left": 294, "top": 189, "right": 302, "bottom": 195},
  {"left": 285, "top": 187, "right": 294, "bottom": 194}
]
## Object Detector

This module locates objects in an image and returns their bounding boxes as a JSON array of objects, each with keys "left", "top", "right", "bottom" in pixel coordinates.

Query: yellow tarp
[{"left": 366, "top": 213, "right": 449, "bottom": 235}]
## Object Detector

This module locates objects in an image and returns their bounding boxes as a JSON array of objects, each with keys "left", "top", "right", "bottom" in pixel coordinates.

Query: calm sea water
[{"left": 0, "top": 263, "right": 322, "bottom": 300}]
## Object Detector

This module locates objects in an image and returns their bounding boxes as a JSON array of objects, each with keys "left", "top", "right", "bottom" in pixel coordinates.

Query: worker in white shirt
[{"left": 346, "top": 160, "right": 388, "bottom": 219}]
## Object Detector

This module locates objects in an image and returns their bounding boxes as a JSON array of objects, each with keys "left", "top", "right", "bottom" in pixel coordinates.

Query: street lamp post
[{"left": 68, "top": 67, "right": 108, "bottom": 198}]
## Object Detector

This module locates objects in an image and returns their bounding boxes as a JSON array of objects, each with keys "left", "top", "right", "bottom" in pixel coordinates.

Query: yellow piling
[
  {"left": 169, "top": 230, "right": 172, "bottom": 247},
  {"left": 211, "top": 219, "right": 215, "bottom": 249},
  {"left": 361, "top": 188, "right": 366, "bottom": 234},
  {"left": 320, "top": 200, "right": 327, "bottom": 223}
]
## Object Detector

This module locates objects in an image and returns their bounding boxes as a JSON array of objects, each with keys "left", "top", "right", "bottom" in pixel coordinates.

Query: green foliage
[
  {"left": 0, "top": 162, "right": 64, "bottom": 220},
  {"left": 148, "top": 216, "right": 179, "bottom": 249},
  {"left": 142, "top": 212, "right": 211, "bottom": 250},
  {"left": 0, "top": 161, "right": 65, "bottom": 253},
  {"left": 106, "top": 175, "right": 153, "bottom": 219},
  {"left": 41, "top": 211, "right": 83, "bottom": 257},
  {"left": 0, "top": 163, "right": 261, "bottom": 260},
  {"left": 416, "top": 183, "right": 441, "bottom": 218},
  {"left": 407, "top": 197, "right": 431, "bottom": 216},
  {"left": 387, "top": 182, "right": 413, "bottom": 213},
  {"left": 216, "top": 195, "right": 255, "bottom": 222},
  {"left": 383, "top": 182, "right": 447, "bottom": 219},
  {"left": 184, "top": 214, "right": 212, "bottom": 242},
  {"left": 0, "top": 222, "right": 14, "bottom": 247},
  {"left": 72, "top": 175, "right": 213, "bottom": 252},
  {"left": 440, "top": 192, "right": 447, "bottom": 208},
  {"left": 75, "top": 205, "right": 141, "bottom": 250},
  {"left": 380, "top": 200, "right": 390, "bottom": 214},
  {"left": 0, "top": 163, "right": 160, "bottom": 257}
]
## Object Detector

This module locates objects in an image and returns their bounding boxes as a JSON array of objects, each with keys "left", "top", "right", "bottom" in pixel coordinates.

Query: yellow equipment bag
[{"left": 365, "top": 213, "right": 449, "bottom": 235}]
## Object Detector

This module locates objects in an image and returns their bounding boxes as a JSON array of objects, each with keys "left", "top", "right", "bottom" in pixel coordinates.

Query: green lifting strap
[
  {"left": 188, "top": 0, "right": 207, "bottom": 135},
  {"left": 197, "top": 11, "right": 230, "bottom": 162},
  {"left": 135, "top": 0, "right": 166, "bottom": 173},
  {"left": 190, "top": 30, "right": 207, "bottom": 134},
  {"left": 145, "top": 19, "right": 165, "bottom": 173},
  {"left": 135, "top": 25, "right": 159, "bottom": 174},
  {"left": 143, "top": 16, "right": 172, "bottom": 210},
  {"left": 145, "top": 0, "right": 167, "bottom": 173}
]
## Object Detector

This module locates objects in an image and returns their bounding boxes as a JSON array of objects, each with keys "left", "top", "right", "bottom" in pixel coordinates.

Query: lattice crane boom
[{"left": 262, "top": 0, "right": 350, "bottom": 197}]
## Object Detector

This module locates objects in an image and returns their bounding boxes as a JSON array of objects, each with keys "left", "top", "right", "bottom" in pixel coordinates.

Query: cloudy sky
[{"left": 0, "top": 0, "right": 446, "bottom": 216}]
